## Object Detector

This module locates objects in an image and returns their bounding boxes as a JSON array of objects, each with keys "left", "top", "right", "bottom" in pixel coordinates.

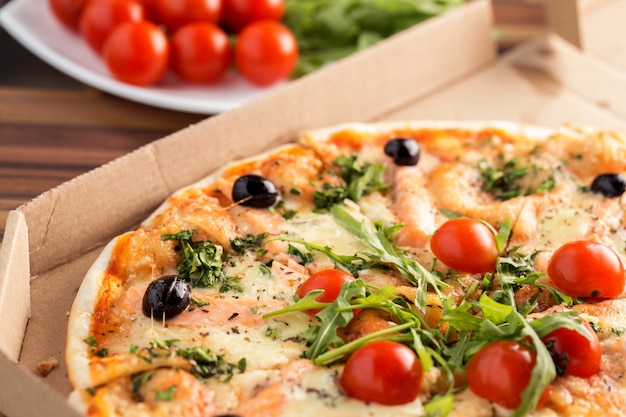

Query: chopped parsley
[
  {"left": 478, "top": 154, "right": 555, "bottom": 201},
  {"left": 177, "top": 346, "right": 246, "bottom": 381},
  {"left": 162, "top": 230, "right": 226, "bottom": 288},
  {"left": 155, "top": 386, "right": 177, "bottom": 402},
  {"left": 84, "top": 336, "right": 108, "bottom": 357},
  {"left": 230, "top": 233, "right": 268, "bottom": 255},
  {"left": 219, "top": 276, "right": 244, "bottom": 294},
  {"left": 313, "top": 155, "right": 387, "bottom": 211}
]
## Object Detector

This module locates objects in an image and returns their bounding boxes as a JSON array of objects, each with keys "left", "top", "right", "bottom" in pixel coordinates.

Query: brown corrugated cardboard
[
  {"left": 547, "top": 0, "right": 626, "bottom": 75},
  {"left": 2, "top": 0, "right": 626, "bottom": 415}
]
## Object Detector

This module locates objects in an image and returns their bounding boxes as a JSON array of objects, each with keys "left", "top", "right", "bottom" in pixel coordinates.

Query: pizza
[{"left": 66, "top": 121, "right": 626, "bottom": 417}]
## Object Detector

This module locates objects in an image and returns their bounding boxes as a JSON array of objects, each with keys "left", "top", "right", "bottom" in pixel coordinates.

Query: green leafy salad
[{"left": 283, "top": 0, "right": 466, "bottom": 76}]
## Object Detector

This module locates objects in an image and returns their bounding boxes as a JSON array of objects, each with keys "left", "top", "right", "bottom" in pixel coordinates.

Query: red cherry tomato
[
  {"left": 156, "top": 0, "right": 221, "bottom": 33},
  {"left": 103, "top": 21, "right": 169, "bottom": 86},
  {"left": 234, "top": 20, "right": 298, "bottom": 86},
  {"left": 79, "top": 0, "right": 145, "bottom": 53},
  {"left": 137, "top": 0, "right": 159, "bottom": 22},
  {"left": 295, "top": 269, "right": 354, "bottom": 316},
  {"left": 547, "top": 240, "right": 625, "bottom": 299},
  {"left": 170, "top": 22, "right": 231, "bottom": 83},
  {"left": 429, "top": 217, "right": 498, "bottom": 273},
  {"left": 340, "top": 340, "right": 423, "bottom": 405},
  {"left": 467, "top": 340, "right": 550, "bottom": 410},
  {"left": 49, "top": 0, "right": 87, "bottom": 31},
  {"left": 542, "top": 320, "right": 602, "bottom": 378},
  {"left": 222, "top": 0, "right": 284, "bottom": 33}
]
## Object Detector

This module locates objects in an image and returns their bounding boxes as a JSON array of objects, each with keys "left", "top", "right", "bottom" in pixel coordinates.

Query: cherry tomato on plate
[
  {"left": 429, "top": 217, "right": 499, "bottom": 274},
  {"left": 79, "top": 0, "right": 145, "bottom": 53},
  {"left": 137, "top": 0, "right": 159, "bottom": 22},
  {"left": 542, "top": 320, "right": 602, "bottom": 378},
  {"left": 466, "top": 340, "right": 550, "bottom": 410},
  {"left": 156, "top": 0, "right": 221, "bottom": 33},
  {"left": 547, "top": 240, "right": 625, "bottom": 299},
  {"left": 222, "top": 0, "right": 284, "bottom": 33},
  {"left": 295, "top": 269, "right": 354, "bottom": 316},
  {"left": 340, "top": 340, "right": 423, "bottom": 405},
  {"left": 103, "top": 21, "right": 169, "bottom": 86},
  {"left": 170, "top": 22, "right": 231, "bottom": 83},
  {"left": 49, "top": 0, "right": 87, "bottom": 31},
  {"left": 234, "top": 20, "right": 298, "bottom": 86}
]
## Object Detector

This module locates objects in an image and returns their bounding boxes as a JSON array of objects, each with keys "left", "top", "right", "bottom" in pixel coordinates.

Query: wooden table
[{"left": 0, "top": 0, "right": 546, "bottom": 242}]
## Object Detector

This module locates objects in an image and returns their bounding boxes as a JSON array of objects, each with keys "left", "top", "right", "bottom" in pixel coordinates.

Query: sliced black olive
[
  {"left": 232, "top": 174, "right": 279, "bottom": 208},
  {"left": 590, "top": 173, "right": 626, "bottom": 198},
  {"left": 384, "top": 137, "right": 420, "bottom": 166},
  {"left": 142, "top": 275, "right": 191, "bottom": 320}
]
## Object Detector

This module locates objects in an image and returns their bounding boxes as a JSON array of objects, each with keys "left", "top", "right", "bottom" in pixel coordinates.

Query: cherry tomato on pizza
[
  {"left": 340, "top": 340, "right": 423, "bottom": 405},
  {"left": 79, "top": 0, "right": 145, "bottom": 53},
  {"left": 234, "top": 20, "right": 298, "bottom": 86},
  {"left": 429, "top": 217, "right": 499, "bottom": 274},
  {"left": 222, "top": 0, "right": 285, "bottom": 33},
  {"left": 156, "top": 0, "right": 221, "bottom": 33},
  {"left": 542, "top": 319, "right": 602, "bottom": 378},
  {"left": 170, "top": 22, "right": 231, "bottom": 83},
  {"left": 547, "top": 240, "right": 625, "bottom": 299},
  {"left": 295, "top": 269, "right": 354, "bottom": 316},
  {"left": 49, "top": 0, "right": 87, "bottom": 31},
  {"left": 103, "top": 21, "right": 169, "bottom": 86},
  {"left": 466, "top": 340, "right": 550, "bottom": 410}
]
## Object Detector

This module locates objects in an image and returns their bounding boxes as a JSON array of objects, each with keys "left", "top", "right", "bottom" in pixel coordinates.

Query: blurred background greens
[{"left": 283, "top": 0, "right": 466, "bottom": 76}]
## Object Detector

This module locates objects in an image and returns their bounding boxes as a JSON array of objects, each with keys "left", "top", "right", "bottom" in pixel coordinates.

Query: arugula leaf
[
  {"left": 162, "top": 230, "right": 226, "bottom": 288},
  {"left": 304, "top": 280, "right": 367, "bottom": 360},
  {"left": 288, "top": 243, "right": 315, "bottom": 265},
  {"left": 331, "top": 205, "right": 448, "bottom": 311},
  {"left": 262, "top": 289, "right": 327, "bottom": 318},
  {"left": 267, "top": 236, "right": 375, "bottom": 276}
]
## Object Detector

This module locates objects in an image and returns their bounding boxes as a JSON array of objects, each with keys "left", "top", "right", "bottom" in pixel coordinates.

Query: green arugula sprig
[
  {"left": 263, "top": 279, "right": 456, "bottom": 414},
  {"left": 442, "top": 294, "right": 592, "bottom": 417},
  {"left": 331, "top": 205, "right": 448, "bottom": 311}
]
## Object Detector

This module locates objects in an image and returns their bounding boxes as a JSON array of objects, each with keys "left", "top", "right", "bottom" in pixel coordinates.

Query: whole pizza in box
[{"left": 66, "top": 121, "right": 626, "bottom": 417}]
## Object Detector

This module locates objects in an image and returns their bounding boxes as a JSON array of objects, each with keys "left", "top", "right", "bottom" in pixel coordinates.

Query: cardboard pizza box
[
  {"left": 546, "top": 0, "right": 626, "bottom": 74},
  {"left": 3, "top": 0, "right": 626, "bottom": 415}
]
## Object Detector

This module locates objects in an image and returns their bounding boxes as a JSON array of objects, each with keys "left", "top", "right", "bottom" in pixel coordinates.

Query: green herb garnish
[
  {"left": 313, "top": 156, "right": 387, "bottom": 211},
  {"left": 230, "top": 233, "right": 269, "bottom": 255},
  {"left": 162, "top": 230, "right": 226, "bottom": 288},
  {"left": 283, "top": 0, "right": 465, "bottom": 77}
]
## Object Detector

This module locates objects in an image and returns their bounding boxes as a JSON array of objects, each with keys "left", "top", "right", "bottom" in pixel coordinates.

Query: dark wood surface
[{"left": 0, "top": 0, "right": 546, "bottom": 242}]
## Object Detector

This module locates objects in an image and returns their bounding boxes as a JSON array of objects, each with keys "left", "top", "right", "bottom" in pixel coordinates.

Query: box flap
[
  {"left": 0, "top": 352, "right": 82, "bottom": 417},
  {"left": 385, "top": 34, "right": 626, "bottom": 130},
  {"left": 0, "top": 211, "right": 30, "bottom": 361}
]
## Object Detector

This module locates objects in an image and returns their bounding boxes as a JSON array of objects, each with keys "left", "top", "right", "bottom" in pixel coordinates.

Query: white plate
[{"left": 0, "top": 0, "right": 285, "bottom": 114}]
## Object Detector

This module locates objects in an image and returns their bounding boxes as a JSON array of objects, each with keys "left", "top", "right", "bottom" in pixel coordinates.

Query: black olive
[
  {"left": 232, "top": 174, "right": 279, "bottom": 208},
  {"left": 384, "top": 137, "right": 420, "bottom": 166},
  {"left": 142, "top": 275, "right": 191, "bottom": 320},
  {"left": 590, "top": 173, "right": 626, "bottom": 198}
]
